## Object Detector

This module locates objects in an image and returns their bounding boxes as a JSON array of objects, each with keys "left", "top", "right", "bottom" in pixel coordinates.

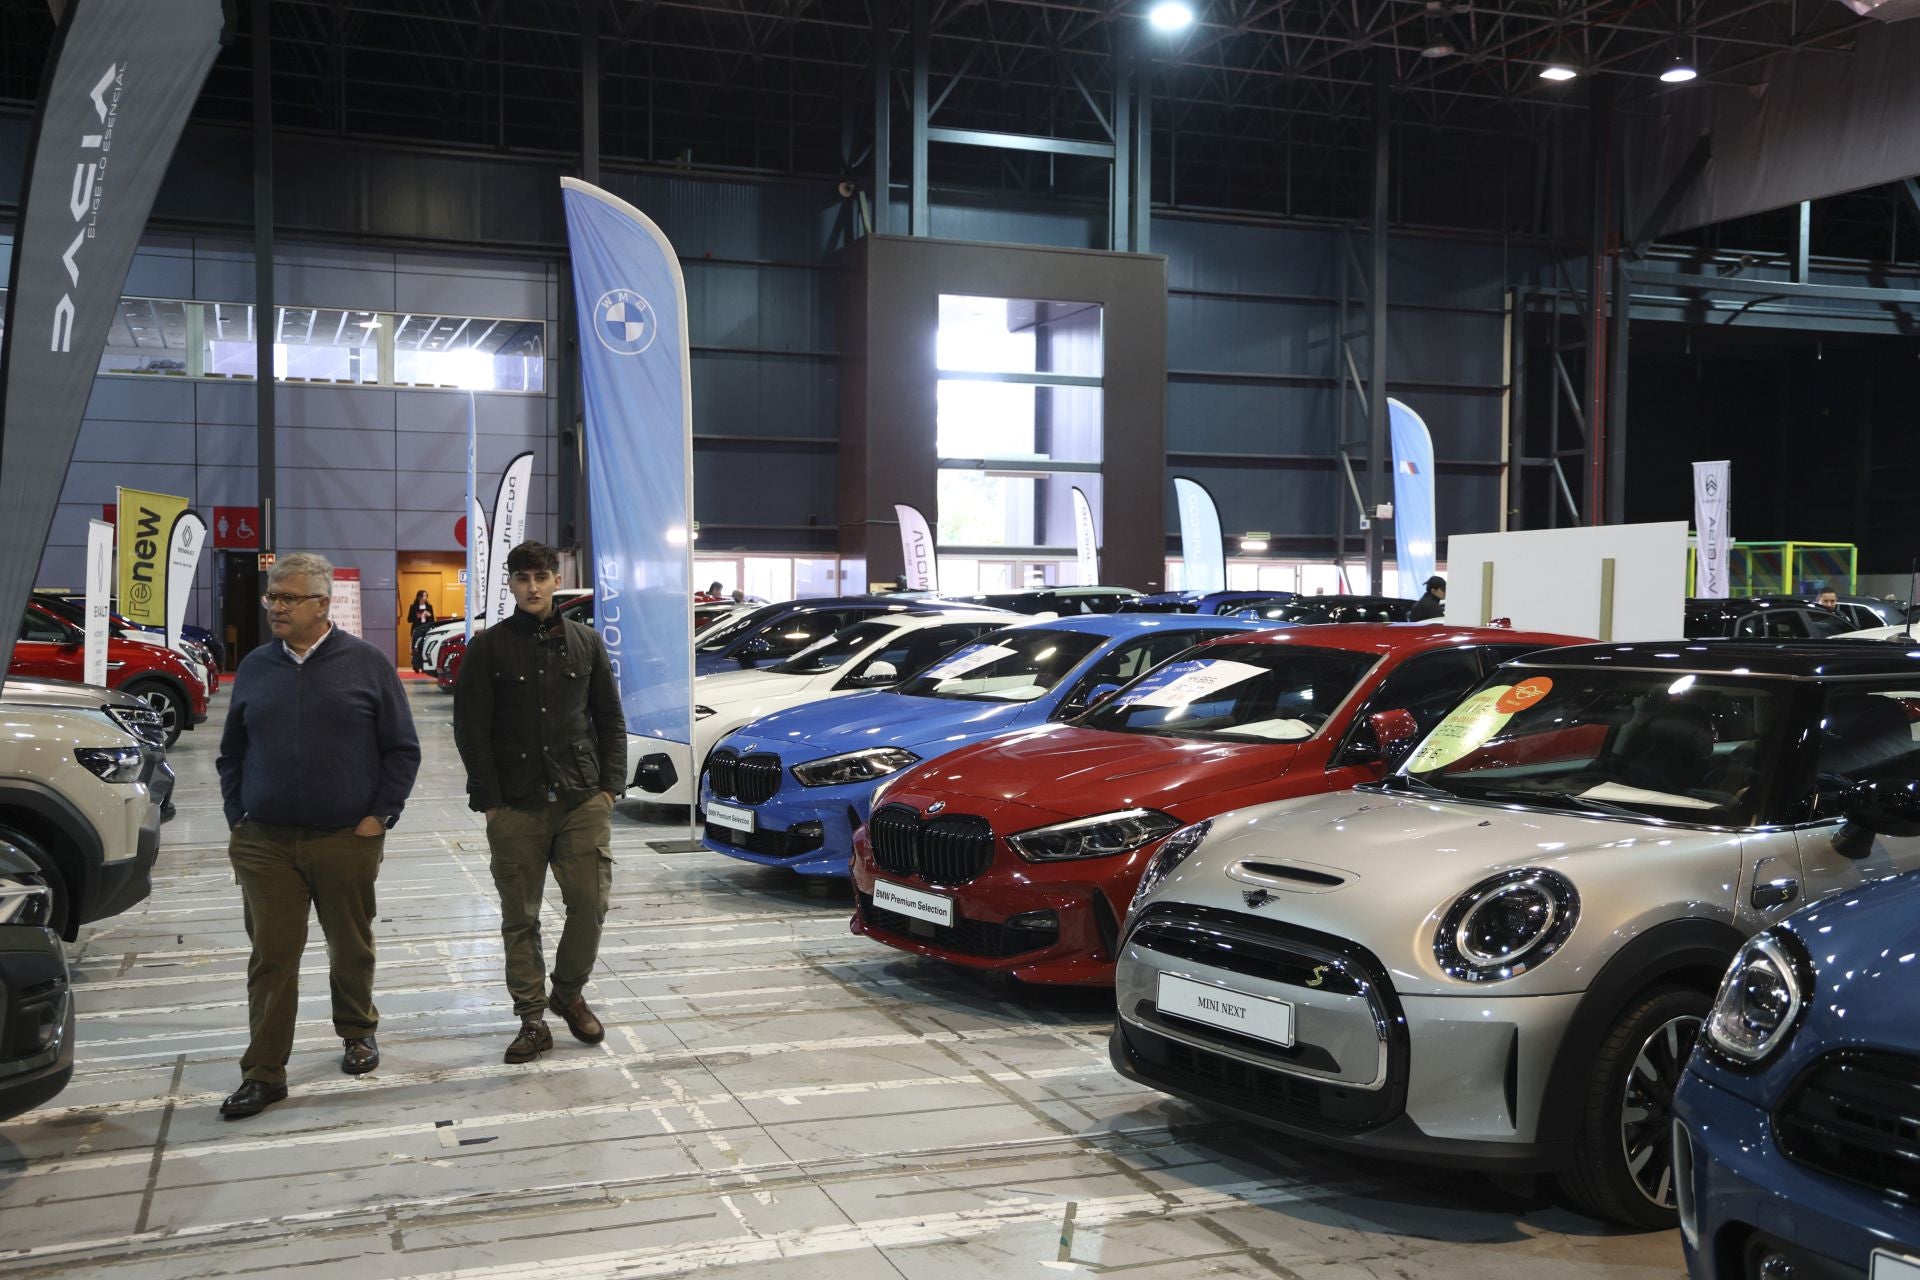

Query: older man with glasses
[{"left": 214, "top": 552, "right": 421, "bottom": 1119}]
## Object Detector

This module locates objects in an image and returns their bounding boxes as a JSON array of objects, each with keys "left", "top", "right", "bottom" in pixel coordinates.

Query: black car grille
[
  {"left": 1119, "top": 1020, "right": 1397, "bottom": 1131},
  {"left": 1776, "top": 1051, "right": 1920, "bottom": 1202},
  {"left": 858, "top": 893, "right": 1057, "bottom": 959},
  {"left": 708, "top": 750, "right": 782, "bottom": 804},
  {"left": 704, "top": 822, "right": 825, "bottom": 861},
  {"left": 868, "top": 803, "right": 995, "bottom": 884}
]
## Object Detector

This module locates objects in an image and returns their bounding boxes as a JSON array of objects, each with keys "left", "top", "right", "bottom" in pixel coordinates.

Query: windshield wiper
[
  {"left": 1378, "top": 772, "right": 1456, "bottom": 799},
  {"left": 1456, "top": 786, "right": 1649, "bottom": 821}
]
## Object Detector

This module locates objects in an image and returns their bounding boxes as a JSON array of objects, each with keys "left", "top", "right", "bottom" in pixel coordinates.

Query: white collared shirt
[{"left": 284, "top": 623, "right": 335, "bottom": 666}]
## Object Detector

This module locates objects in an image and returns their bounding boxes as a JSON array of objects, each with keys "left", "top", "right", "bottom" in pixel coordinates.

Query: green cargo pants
[
  {"left": 229, "top": 822, "right": 384, "bottom": 1086},
  {"left": 486, "top": 794, "right": 614, "bottom": 1020}
]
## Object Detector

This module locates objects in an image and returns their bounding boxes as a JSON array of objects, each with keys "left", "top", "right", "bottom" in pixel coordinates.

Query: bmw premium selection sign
[
  {"left": 872, "top": 879, "right": 956, "bottom": 928},
  {"left": 0, "top": 0, "right": 228, "bottom": 685},
  {"left": 561, "top": 178, "right": 695, "bottom": 745}
]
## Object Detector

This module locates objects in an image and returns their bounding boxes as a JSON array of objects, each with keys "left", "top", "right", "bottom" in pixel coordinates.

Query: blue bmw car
[
  {"left": 697, "top": 613, "right": 1270, "bottom": 876},
  {"left": 1674, "top": 868, "right": 1920, "bottom": 1279}
]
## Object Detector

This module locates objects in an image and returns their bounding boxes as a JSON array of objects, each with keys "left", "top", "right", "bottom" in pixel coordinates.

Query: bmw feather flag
[
  {"left": 1388, "top": 398, "right": 1436, "bottom": 594},
  {"left": 561, "top": 178, "right": 694, "bottom": 745}
]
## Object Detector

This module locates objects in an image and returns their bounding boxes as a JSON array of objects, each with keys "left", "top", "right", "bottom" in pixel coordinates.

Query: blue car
[
  {"left": 1674, "top": 868, "right": 1920, "bottom": 1279},
  {"left": 697, "top": 613, "right": 1270, "bottom": 876},
  {"left": 693, "top": 596, "right": 983, "bottom": 677}
]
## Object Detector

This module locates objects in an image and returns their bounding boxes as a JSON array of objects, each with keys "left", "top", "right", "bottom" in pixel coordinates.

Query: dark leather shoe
[
  {"left": 504, "top": 1019, "right": 554, "bottom": 1064},
  {"left": 548, "top": 992, "right": 606, "bottom": 1044},
  {"left": 341, "top": 1036, "right": 379, "bottom": 1075},
  {"left": 219, "top": 1079, "right": 288, "bottom": 1120}
]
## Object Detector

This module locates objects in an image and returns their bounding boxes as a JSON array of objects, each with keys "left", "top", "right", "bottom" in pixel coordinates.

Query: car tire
[
  {"left": 1557, "top": 985, "right": 1709, "bottom": 1230},
  {"left": 0, "top": 825, "right": 72, "bottom": 937},
  {"left": 124, "top": 680, "right": 187, "bottom": 747}
]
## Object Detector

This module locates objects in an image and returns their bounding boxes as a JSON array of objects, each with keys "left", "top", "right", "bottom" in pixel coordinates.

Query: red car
[
  {"left": 436, "top": 634, "right": 467, "bottom": 692},
  {"left": 10, "top": 601, "right": 210, "bottom": 746},
  {"left": 850, "top": 624, "right": 1587, "bottom": 985}
]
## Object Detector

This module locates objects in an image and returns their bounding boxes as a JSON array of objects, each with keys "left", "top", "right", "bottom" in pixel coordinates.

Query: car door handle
[
  {"left": 1752, "top": 876, "right": 1800, "bottom": 910},
  {"left": 107, "top": 661, "right": 125, "bottom": 670}
]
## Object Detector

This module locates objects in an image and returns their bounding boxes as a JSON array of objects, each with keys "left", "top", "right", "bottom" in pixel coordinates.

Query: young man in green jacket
[{"left": 454, "top": 540, "right": 627, "bottom": 1062}]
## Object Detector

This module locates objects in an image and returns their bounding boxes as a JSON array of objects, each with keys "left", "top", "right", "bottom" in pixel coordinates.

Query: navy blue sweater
[{"left": 217, "top": 628, "right": 422, "bottom": 830}]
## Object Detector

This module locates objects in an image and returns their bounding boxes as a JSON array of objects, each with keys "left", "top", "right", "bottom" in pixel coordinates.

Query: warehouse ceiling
[{"left": 0, "top": 0, "right": 1887, "bottom": 237}]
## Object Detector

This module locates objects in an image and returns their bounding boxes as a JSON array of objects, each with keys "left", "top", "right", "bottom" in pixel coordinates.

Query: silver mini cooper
[{"left": 1111, "top": 641, "right": 1920, "bottom": 1228}]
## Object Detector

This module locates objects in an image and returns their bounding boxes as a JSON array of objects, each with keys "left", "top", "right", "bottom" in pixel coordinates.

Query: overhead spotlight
[
  {"left": 1420, "top": 1, "right": 1456, "bottom": 58},
  {"left": 1148, "top": 0, "right": 1194, "bottom": 32},
  {"left": 1539, "top": 59, "right": 1578, "bottom": 81},
  {"left": 1660, "top": 56, "right": 1697, "bottom": 83},
  {"left": 1240, "top": 538, "right": 1270, "bottom": 552}
]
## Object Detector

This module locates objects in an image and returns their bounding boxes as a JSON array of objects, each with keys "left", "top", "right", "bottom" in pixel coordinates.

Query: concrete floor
[{"left": 0, "top": 683, "right": 1686, "bottom": 1278}]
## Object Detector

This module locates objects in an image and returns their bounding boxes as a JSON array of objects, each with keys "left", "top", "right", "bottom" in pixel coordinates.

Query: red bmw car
[{"left": 850, "top": 624, "right": 1587, "bottom": 985}]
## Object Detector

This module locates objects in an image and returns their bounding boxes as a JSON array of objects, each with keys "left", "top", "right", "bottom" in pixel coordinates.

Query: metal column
[
  {"left": 1111, "top": 26, "right": 1131, "bottom": 252},
  {"left": 1363, "top": 63, "right": 1389, "bottom": 588},
  {"left": 253, "top": 0, "right": 276, "bottom": 553},
  {"left": 909, "top": 0, "right": 929, "bottom": 235},
  {"left": 1131, "top": 43, "right": 1151, "bottom": 253},
  {"left": 872, "top": 0, "right": 891, "bottom": 234},
  {"left": 582, "top": 0, "right": 600, "bottom": 185},
  {"left": 1582, "top": 79, "right": 1612, "bottom": 526}
]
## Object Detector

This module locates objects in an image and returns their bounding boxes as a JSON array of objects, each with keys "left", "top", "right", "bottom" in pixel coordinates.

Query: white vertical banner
[
  {"left": 164, "top": 511, "right": 208, "bottom": 652},
  {"left": 486, "top": 450, "right": 537, "bottom": 624},
  {"left": 1692, "top": 460, "right": 1732, "bottom": 599},
  {"left": 1071, "top": 486, "right": 1100, "bottom": 585},
  {"left": 1173, "top": 477, "right": 1226, "bottom": 594},
  {"left": 331, "top": 567, "right": 364, "bottom": 637},
  {"left": 84, "top": 519, "right": 113, "bottom": 688},
  {"left": 893, "top": 504, "right": 938, "bottom": 592}
]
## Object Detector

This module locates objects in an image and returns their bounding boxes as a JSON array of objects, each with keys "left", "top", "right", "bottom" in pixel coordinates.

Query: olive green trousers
[{"left": 486, "top": 795, "right": 614, "bottom": 1020}]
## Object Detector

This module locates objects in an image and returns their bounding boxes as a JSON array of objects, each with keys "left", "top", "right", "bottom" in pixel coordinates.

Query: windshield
[
  {"left": 1078, "top": 643, "right": 1376, "bottom": 741},
  {"left": 1402, "top": 666, "right": 1791, "bottom": 826},
  {"left": 772, "top": 619, "right": 897, "bottom": 675},
  {"left": 695, "top": 603, "right": 786, "bottom": 652},
  {"left": 892, "top": 628, "right": 1103, "bottom": 702},
  {"left": 1233, "top": 602, "right": 1329, "bottom": 624}
]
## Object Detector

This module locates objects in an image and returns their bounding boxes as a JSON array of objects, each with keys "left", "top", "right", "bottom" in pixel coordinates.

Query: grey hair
[{"left": 268, "top": 551, "right": 335, "bottom": 596}]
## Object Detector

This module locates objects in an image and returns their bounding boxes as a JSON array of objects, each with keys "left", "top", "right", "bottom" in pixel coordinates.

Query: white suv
[{"left": 0, "top": 703, "right": 162, "bottom": 937}]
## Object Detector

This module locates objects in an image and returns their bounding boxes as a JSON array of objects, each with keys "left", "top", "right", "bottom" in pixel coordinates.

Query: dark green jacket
[{"left": 454, "top": 609, "right": 627, "bottom": 811}]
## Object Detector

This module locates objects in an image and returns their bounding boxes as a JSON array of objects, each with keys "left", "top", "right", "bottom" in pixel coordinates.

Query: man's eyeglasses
[{"left": 261, "top": 593, "right": 327, "bottom": 608}]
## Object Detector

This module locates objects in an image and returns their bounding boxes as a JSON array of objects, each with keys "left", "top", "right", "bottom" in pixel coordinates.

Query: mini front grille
[
  {"left": 866, "top": 803, "right": 995, "bottom": 884},
  {"left": 708, "top": 750, "right": 782, "bottom": 804},
  {"left": 1776, "top": 1050, "right": 1920, "bottom": 1202},
  {"left": 1120, "top": 1021, "right": 1400, "bottom": 1132},
  {"left": 859, "top": 893, "right": 1055, "bottom": 958},
  {"left": 1127, "top": 910, "right": 1368, "bottom": 998}
]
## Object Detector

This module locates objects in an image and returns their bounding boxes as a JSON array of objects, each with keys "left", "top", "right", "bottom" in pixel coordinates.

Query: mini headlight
[
  {"left": 74, "top": 745, "right": 144, "bottom": 784},
  {"left": 1128, "top": 818, "right": 1212, "bottom": 913},
  {"left": 1009, "top": 808, "right": 1180, "bottom": 863},
  {"left": 694, "top": 704, "right": 717, "bottom": 720},
  {"left": 790, "top": 747, "right": 920, "bottom": 788},
  {"left": 1705, "top": 930, "right": 1809, "bottom": 1066},
  {"left": 0, "top": 872, "right": 54, "bottom": 927},
  {"left": 1434, "top": 868, "right": 1579, "bottom": 982}
]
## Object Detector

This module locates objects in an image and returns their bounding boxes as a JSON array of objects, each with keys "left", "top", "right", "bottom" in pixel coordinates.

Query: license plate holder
[
  {"left": 1156, "top": 972, "right": 1295, "bottom": 1048},
  {"left": 707, "top": 801, "right": 755, "bottom": 834},
  {"left": 871, "top": 878, "right": 955, "bottom": 928}
]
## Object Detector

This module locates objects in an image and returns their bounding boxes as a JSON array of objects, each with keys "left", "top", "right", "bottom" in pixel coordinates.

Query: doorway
[
  {"left": 220, "top": 552, "right": 261, "bottom": 669},
  {"left": 398, "top": 551, "right": 474, "bottom": 632}
]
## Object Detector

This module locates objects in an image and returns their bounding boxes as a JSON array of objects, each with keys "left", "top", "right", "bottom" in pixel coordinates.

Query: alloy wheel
[
  {"left": 1618, "top": 1013, "right": 1703, "bottom": 1207},
  {"left": 140, "top": 689, "right": 180, "bottom": 736}
]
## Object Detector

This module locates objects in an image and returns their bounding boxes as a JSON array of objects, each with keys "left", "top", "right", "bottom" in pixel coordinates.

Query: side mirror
[
  {"left": 1370, "top": 708, "right": 1422, "bottom": 766},
  {"left": 852, "top": 660, "right": 898, "bottom": 687},
  {"left": 736, "top": 636, "right": 772, "bottom": 665},
  {"left": 1086, "top": 682, "right": 1123, "bottom": 707},
  {"left": 1837, "top": 778, "right": 1920, "bottom": 851}
]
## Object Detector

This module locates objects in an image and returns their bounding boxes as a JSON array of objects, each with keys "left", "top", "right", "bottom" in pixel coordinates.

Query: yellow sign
[
  {"left": 116, "top": 487, "right": 187, "bottom": 627},
  {"left": 1408, "top": 684, "right": 1518, "bottom": 773}
]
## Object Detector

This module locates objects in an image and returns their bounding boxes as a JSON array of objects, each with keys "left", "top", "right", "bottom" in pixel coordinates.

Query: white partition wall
[{"left": 1445, "top": 522, "right": 1689, "bottom": 642}]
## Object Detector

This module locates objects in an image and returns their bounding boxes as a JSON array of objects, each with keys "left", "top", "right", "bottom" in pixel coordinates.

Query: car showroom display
[
  {"left": 698, "top": 614, "right": 1265, "bottom": 876},
  {"left": 10, "top": 602, "right": 208, "bottom": 746},
  {"left": 0, "top": 839, "right": 73, "bottom": 1121},
  {"left": 691, "top": 596, "right": 991, "bottom": 676},
  {"left": 1684, "top": 596, "right": 1854, "bottom": 640},
  {"left": 947, "top": 586, "right": 1144, "bottom": 615},
  {"left": 1111, "top": 640, "right": 1920, "bottom": 1228},
  {"left": 625, "top": 609, "right": 1009, "bottom": 805},
  {"left": 0, "top": 678, "right": 175, "bottom": 817},
  {"left": 1118, "top": 590, "right": 1297, "bottom": 615},
  {"left": 852, "top": 624, "right": 1583, "bottom": 985},
  {"left": 1675, "top": 867, "right": 1919, "bottom": 1280},
  {"left": 1227, "top": 595, "right": 1417, "bottom": 624}
]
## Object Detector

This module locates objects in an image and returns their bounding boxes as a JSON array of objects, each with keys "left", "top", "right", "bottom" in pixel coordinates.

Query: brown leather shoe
[
  {"left": 548, "top": 992, "right": 606, "bottom": 1044},
  {"left": 341, "top": 1036, "right": 379, "bottom": 1075},
  {"left": 504, "top": 1019, "right": 553, "bottom": 1064}
]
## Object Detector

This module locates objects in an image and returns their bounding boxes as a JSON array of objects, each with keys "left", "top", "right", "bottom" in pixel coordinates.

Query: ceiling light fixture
[
  {"left": 1539, "top": 58, "right": 1578, "bottom": 81},
  {"left": 1420, "top": 1, "right": 1456, "bottom": 58},
  {"left": 1660, "top": 56, "right": 1697, "bottom": 83},
  {"left": 1148, "top": 0, "right": 1194, "bottom": 32}
]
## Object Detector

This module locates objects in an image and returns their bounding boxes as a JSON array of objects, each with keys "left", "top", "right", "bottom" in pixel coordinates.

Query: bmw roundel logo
[
  {"left": 926, "top": 801, "right": 946, "bottom": 814},
  {"left": 594, "top": 288, "right": 658, "bottom": 356}
]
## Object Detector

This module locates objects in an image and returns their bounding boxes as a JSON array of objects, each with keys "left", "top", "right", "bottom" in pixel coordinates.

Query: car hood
[
  {"left": 724, "top": 689, "right": 1038, "bottom": 761},
  {"left": 1140, "top": 789, "right": 1745, "bottom": 997},
  {"left": 696, "top": 665, "right": 825, "bottom": 705},
  {"left": 0, "top": 677, "right": 134, "bottom": 709},
  {"left": 904, "top": 724, "right": 1303, "bottom": 820},
  {"left": 1783, "top": 870, "right": 1920, "bottom": 1053}
]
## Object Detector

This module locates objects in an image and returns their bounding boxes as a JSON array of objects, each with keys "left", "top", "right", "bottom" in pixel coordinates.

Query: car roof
[
  {"left": 993, "top": 612, "right": 1268, "bottom": 638},
  {"left": 1685, "top": 595, "right": 1813, "bottom": 612},
  {"left": 1510, "top": 639, "right": 1920, "bottom": 679},
  {"left": 1183, "top": 622, "right": 1586, "bottom": 656}
]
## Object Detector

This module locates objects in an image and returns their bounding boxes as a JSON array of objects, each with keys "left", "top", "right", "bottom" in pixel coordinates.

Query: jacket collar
[{"left": 504, "top": 608, "right": 562, "bottom": 638}]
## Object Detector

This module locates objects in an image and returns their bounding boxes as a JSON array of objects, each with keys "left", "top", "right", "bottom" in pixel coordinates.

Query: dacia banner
[
  {"left": 1072, "top": 486, "right": 1099, "bottom": 585},
  {"left": 1173, "top": 477, "right": 1226, "bottom": 593},
  {"left": 893, "top": 504, "right": 938, "bottom": 592},
  {"left": 116, "top": 486, "right": 187, "bottom": 627},
  {"left": 1388, "top": 398, "right": 1437, "bottom": 593},
  {"left": 163, "top": 508, "right": 207, "bottom": 651},
  {"left": 485, "top": 451, "right": 536, "bottom": 625},
  {"left": 0, "top": 0, "right": 229, "bottom": 685},
  {"left": 1693, "top": 460, "right": 1732, "bottom": 598},
  {"left": 561, "top": 178, "right": 694, "bottom": 745}
]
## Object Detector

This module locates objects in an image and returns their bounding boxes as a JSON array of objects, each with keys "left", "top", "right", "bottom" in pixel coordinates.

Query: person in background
[
  {"left": 408, "top": 590, "right": 436, "bottom": 627},
  {"left": 1814, "top": 588, "right": 1840, "bottom": 613},
  {"left": 1409, "top": 575, "right": 1447, "bottom": 621},
  {"left": 454, "top": 540, "right": 628, "bottom": 1064},
  {"left": 216, "top": 552, "right": 421, "bottom": 1119}
]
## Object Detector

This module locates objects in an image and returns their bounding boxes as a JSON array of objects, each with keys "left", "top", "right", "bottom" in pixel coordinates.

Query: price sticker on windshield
[
  {"left": 1121, "top": 659, "right": 1268, "bottom": 709},
  {"left": 922, "top": 643, "right": 1015, "bottom": 681},
  {"left": 1408, "top": 684, "right": 1521, "bottom": 772}
]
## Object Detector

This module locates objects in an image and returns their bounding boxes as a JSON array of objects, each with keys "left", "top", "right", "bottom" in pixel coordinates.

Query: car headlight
[
  {"left": 1009, "top": 808, "right": 1180, "bottom": 863},
  {"left": 1704, "top": 930, "right": 1810, "bottom": 1066},
  {"left": 106, "top": 705, "right": 168, "bottom": 748},
  {"left": 0, "top": 872, "right": 53, "bottom": 927},
  {"left": 74, "top": 745, "right": 144, "bottom": 784},
  {"left": 790, "top": 747, "right": 920, "bottom": 788},
  {"left": 1433, "top": 868, "right": 1580, "bottom": 982},
  {"left": 694, "top": 704, "right": 717, "bottom": 721},
  {"left": 1129, "top": 819, "right": 1212, "bottom": 914}
]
